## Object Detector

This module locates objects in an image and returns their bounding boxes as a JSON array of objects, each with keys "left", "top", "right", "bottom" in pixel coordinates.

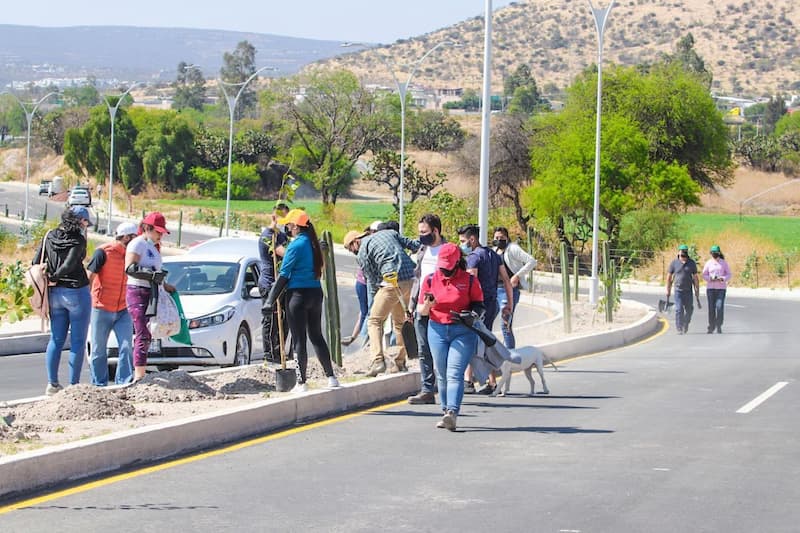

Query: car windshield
[{"left": 165, "top": 261, "right": 240, "bottom": 295}]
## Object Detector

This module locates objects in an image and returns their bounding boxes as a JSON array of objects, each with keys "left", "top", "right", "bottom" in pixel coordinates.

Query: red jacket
[
  {"left": 91, "top": 241, "right": 128, "bottom": 312},
  {"left": 425, "top": 269, "right": 483, "bottom": 324}
]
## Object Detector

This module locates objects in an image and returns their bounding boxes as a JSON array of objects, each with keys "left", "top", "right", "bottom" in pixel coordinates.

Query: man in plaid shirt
[{"left": 344, "top": 228, "right": 418, "bottom": 377}]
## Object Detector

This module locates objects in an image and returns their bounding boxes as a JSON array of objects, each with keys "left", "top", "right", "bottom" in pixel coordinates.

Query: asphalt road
[{"left": 1, "top": 294, "right": 797, "bottom": 531}]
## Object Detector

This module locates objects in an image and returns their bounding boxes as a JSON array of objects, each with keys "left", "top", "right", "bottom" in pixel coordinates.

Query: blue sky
[{"left": 5, "top": 0, "right": 517, "bottom": 43}]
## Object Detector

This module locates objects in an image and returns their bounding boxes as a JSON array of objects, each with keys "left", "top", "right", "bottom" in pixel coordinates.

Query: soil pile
[
  {"left": 19, "top": 384, "right": 136, "bottom": 422},
  {"left": 199, "top": 365, "right": 274, "bottom": 395},
  {"left": 117, "top": 370, "right": 221, "bottom": 402}
]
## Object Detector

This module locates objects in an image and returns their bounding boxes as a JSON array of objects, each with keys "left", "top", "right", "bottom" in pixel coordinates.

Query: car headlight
[{"left": 188, "top": 306, "right": 236, "bottom": 329}]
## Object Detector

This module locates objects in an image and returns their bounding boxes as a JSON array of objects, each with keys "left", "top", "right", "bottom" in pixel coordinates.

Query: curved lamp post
[
  {"left": 478, "top": 0, "right": 493, "bottom": 245},
  {"left": 102, "top": 83, "right": 141, "bottom": 235},
  {"left": 219, "top": 65, "right": 276, "bottom": 235},
  {"left": 6, "top": 91, "right": 60, "bottom": 220},
  {"left": 343, "top": 41, "right": 457, "bottom": 234},
  {"left": 587, "top": 0, "right": 616, "bottom": 306}
]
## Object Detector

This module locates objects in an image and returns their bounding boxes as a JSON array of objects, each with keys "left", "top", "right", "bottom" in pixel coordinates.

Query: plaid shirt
[{"left": 357, "top": 230, "right": 416, "bottom": 295}]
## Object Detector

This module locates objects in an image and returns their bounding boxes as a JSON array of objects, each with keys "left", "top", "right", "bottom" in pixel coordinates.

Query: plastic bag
[
  {"left": 169, "top": 290, "right": 192, "bottom": 345},
  {"left": 149, "top": 285, "right": 181, "bottom": 339}
]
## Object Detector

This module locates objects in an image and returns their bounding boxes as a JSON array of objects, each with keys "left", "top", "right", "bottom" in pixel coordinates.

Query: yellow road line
[
  {"left": 0, "top": 399, "right": 406, "bottom": 515},
  {"left": 1, "top": 318, "right": 667, "bottom": 514}
]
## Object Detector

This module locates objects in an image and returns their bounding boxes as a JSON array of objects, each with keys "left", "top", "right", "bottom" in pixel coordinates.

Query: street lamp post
[
  {"left": 102, "top": 83, "right": 141, "bottom": 235},
  {"left": 344, "top": 41, "right": 456, "bottom": 234},
  {"left": 587, "top": 0, "right": 616, "bottom": 306},
  {"left": 6, "top": 91, "right": 59, "bottom": 220},
  {"left": 219, "top": 65, "right": 276, "bottom": 235},
  {"left": 478, "top": 0, "right": 493, "bottom": 245}
]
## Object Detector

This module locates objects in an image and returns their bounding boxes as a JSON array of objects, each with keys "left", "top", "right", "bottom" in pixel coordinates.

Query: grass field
[{"left": 681, "top": 213, "right": 800, "bottom": 251}]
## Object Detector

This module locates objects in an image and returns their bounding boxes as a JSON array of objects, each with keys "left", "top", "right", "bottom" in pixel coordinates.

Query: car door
[{"left": 243, "top": 261, "right": 264, "bottom": 357}]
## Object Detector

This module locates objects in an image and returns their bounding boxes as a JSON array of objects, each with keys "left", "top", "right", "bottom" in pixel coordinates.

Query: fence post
[
  {"left": 526, "top": 225, "right": 535, "bottom": 293},
  {"left": 4, "top": 204, "right": 7, "bottom": 217},
  {"left": 603, "top": 241, "right": 613, "bottom": 322},
  {"left": 573, "top": 255, "right": 579, "bottom": 301},
  {"left": 320, "top": 230, "right": 342, "bottom": 366},
  {"left": 218, "top": 221, "right": 223, "bottom": 238},
  {"left": 755, "top": 255, "right": 759, "bottom": 288},
  {"left": 177, "top": 210, "right": 183, "bottom": 247},
  {"left": 42, "top": 203, "right": 47, "bottom": 222},
  {"left": 561, "top": 242, "right": 571, "bottom": 334}
]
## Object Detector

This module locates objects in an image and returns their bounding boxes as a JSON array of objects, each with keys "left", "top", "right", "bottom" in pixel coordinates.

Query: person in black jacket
[{"left": 35, "top": 206, "right": 93, "bottom": 396}]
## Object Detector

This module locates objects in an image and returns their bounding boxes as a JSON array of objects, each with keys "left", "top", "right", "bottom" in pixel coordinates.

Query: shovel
[
  {"left": 658, "top": 296, "right": 674, "bottom": 313},
  {"left": 271, "top": 230, "right": 296, "bottom": 392}
]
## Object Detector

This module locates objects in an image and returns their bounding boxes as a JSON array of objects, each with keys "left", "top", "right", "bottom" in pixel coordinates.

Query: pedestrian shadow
[
  {"left": 552, "top": 370, "right": 627, "bottom": 374},
  {"left": 468, "top": 401, "right": 597, "bottom": 410},
  {"left": 454, "top": 425, "right": 614, "bottom": 434}
]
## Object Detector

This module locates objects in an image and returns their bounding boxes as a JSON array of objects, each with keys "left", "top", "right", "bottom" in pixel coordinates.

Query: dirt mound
[
  {"left": 19, "top": 384, "right": 136, "bottom": 422},
  {"left": 198, "top": 365, "right": 274, "bottom": 395},
  {"left": 117, "top": 370, "right": 222, "bottom": 402}
]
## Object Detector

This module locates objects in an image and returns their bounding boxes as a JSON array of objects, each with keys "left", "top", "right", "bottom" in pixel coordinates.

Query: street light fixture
[
  {"left": 343, "top": 40, "right": 457, "bottom": 234},
  {"left": 102, "top": 83, "right": 141, "bottom": 235},
  {"left": 5, "top": 91, "right": 60, "bottom": 220},
  {"left": 587, "top": 0, "right": 616, "bottom": 306},
  {"left": 219, "top": 65, "right": 277, "bottom": 235}
]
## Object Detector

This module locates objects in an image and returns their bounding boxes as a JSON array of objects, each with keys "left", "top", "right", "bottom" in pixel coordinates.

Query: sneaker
[
  {"left": 436, "top": 418, "right": 447, "bottom": 429},
  {"left": 327, "top": 376, "right": 340, "bottom": 388},
  {"left": 291, "top": 382, "right": 308, "bottom": 394},
  {"left": 45, "top": 383, "right": 63, "bottom": 396},
  {"left": 365, "top": 358, "right": 387, "bottom": 378},
  {"left": 408, "top": 391, "right": 436, "bottom": 405},
  {"left": 683, "top": 324, "right": 689, "bottom": 334},
  {"left": 707, "top": 327, "right": 714, "bottom": 334},
  {"left": 464, "top": 381, "right": 476, "bottom": 394},
  {"left": 477, "top": 384, "right": 495, "bottom": 395},
  {"left": 442, "top": 410, "right": 457, "bottom": 431},
  {"left": 716, "top": 326, "right": 722, "bottom": 334}
]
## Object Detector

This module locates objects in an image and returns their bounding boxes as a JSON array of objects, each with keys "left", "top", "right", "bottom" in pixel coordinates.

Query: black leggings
[{"left": 286, "top": 287, "right": 333, "bottom": 383}]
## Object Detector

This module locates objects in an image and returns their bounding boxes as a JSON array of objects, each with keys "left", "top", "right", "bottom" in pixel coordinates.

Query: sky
[{"left": 4, "top": 0, "right": 518, "bottom": 44}]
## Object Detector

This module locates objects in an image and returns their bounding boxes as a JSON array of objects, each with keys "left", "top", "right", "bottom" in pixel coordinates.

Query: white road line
[
  {"left": 737, "top": 382, "right": 789, "bottom": 414},
  {"left": 726, "top": 304, "right": 746, "bottom": 309}
]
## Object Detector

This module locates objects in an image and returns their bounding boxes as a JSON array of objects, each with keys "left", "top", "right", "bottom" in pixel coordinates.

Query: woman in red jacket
[{"left": 418, "top": 242, "right": 484, "bottom": 431}]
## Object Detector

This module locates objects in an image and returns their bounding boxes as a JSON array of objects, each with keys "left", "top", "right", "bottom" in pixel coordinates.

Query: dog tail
[{"left": 543, "top": 354, "right": 558, "bottom": 371}]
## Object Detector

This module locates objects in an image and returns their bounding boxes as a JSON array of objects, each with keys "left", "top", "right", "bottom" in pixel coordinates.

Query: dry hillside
[{"left": 320, "top": 0, "right": 800, "bottom": 97}]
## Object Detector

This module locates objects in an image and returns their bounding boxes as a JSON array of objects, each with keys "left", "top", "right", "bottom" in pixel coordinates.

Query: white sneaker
[
  {"left": 291, "top": 382, "right": 308, "bottom": 394},
  {"left": 327, "top": 376, "right": 340, "bottom": 388},
  {"left": 45, "top": 383, "right": 63, "bottom": 396}
]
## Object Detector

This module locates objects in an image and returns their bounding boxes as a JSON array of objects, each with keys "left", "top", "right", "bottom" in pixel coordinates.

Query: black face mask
[
  {"left": 419, "top": 233, "right": 435, "bottom": 246},
  {"left": 711, "top": 253, "right": 720, "bottom": 259},
  {"left": 439, "top": 267, "right": 457, "bottom": 278},
  {"left": 493, "top": 239, "right": 508, "bottom": 250}
]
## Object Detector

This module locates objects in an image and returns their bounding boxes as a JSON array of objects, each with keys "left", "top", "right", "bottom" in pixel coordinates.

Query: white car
[
  {"left": 67, "top": 188, "right": 91, "bottom": 206},
  {"left": 107, "top": 239, "right": 264, "bottom": 374}
]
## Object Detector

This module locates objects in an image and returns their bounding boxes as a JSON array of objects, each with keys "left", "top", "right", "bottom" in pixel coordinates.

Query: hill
[
  {"left": 320, "top": 0, "right": 800, "bottom": 97},
  {"left": 0, "top": 25, "right": 347, "bottom": 86}
]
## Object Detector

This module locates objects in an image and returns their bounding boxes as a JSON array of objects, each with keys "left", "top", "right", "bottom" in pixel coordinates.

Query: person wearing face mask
[
  {"left": 258, "top": 205, "right": 289, "bottom": 362},
  {"left": 666, "top": 244, "right": 700, "bottom": 335},
  {"left": 87, "top": 221, "right": 139, "bottom": 386},
  {"left": 457, "top": 224, "right": 513, "bottom": 394},
  {"left": 702, "top": 245, "right": 731, "bottom": 334},
  {"left": 492, "top": 226, "right": 537, "bottom": 349},
  {"left": 265, "top": 209, "right": 339, "bottom": 392},
  {"left": 406, "top": 213, "right": 447, "bottom": 405},
  {"left": 417, "top": 242, "right": 484, "bottom": 431},
  {"left": 35, "top": 206, "right": 93, "bottom": 396},
  {"left": 125, "top": 212, "right": 175, "bottom": 382}
]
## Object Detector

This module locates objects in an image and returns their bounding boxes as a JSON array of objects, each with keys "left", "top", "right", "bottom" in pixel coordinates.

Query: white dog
[{"left": 490, "top": 346, "right": 551, "bottom": 397}]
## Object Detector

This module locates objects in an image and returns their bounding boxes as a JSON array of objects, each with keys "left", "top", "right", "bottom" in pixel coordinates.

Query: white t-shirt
[
  {"left": 127, "top": 235, "right": 162, "bottom": 287},
  {"left": 419, "top": 243, "right": 443, "bottom": 282}
]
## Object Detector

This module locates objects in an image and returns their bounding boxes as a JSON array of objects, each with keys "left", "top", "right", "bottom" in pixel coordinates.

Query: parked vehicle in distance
[
  {"left": 106, "top": 244, "right": 264, "bottom": 375},
  {"left": 38, "top": 180, "right": 52, "bottom": 195},
  {"left": 66, "top": 187, "right": 91, "bottom": 206}
]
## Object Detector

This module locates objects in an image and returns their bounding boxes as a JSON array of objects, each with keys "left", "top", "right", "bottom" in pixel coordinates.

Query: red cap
[
  {"left": 142, "top": 212, "right": 170, "bottom": 234},
  {"left": 437, "top": 242, "right": 461, "bottom": 270}
]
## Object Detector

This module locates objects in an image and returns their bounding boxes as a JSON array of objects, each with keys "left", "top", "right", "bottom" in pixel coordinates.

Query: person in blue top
[{"left": 264, "top": 209, "right": 339, "bottom": 392}]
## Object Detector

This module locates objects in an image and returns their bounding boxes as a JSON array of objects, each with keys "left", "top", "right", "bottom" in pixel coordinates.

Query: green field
[{"left": 682, "top": 213, "right": 800, "bottom": 251}]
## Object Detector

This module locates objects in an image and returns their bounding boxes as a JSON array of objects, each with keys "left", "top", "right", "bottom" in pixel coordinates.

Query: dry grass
[{"left": 698, "top": 168, "right": 800, "bottom": 216}]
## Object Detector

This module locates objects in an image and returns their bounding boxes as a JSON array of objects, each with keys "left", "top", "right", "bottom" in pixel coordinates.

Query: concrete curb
[{"left": 0, "top": 305, "right": 659, "bottom": 501}]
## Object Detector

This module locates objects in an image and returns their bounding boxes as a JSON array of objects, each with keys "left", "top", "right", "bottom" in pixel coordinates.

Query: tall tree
[
  {"left": 363, "top": 150, "right": 446, "bottom": 212},
  {"left": 220, "top": 41, "right": 257, "bottom": 119},
  {"left": 665, "top": 33, "right": 713, "bottom": 89},
  {"left": 172, "top": 61, "right": 206, "bottom": 111},
  {"left": 763, "top": 96, "right": 786, "bottom": 136}
]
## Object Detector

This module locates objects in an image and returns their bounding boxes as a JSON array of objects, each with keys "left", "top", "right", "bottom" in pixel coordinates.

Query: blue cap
[{"left": 70, "top": 206, "right": 92, "bottom": 224}]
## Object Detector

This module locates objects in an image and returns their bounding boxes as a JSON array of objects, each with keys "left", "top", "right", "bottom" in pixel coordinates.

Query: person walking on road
[
  {"left": 702, "top": 245, "right": 731, "bottom": 334},
  {"left": 666, "top": 244, "right": 700, "bottom": 334},
  {"left": 87, "top": 221, "right": 138, "bottom": 385},
  {"left": 264, "top": 209, "right": 339, "bottom": 392},
  {"left": 258, "top": 206, "right": 289, "bottom": 362},
  {"left": 418, "top": 242, "right": 484, "bottom": 431},
  {"left": 35, "top": 206, "right": 93, "bottom": 396},
  {"left": 492, "top": 226, "right": 537, "bottom": 349},
  {"left": 125, "top": 212, "right": 174, "bottom": 382},
  {"left": 407, "top": 214, "right": 447, "bottom": 405}
]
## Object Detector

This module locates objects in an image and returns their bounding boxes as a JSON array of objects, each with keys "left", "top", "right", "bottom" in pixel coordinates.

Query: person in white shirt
[{"left": 492, "top": 226, "right": 537, "bottom": 349}]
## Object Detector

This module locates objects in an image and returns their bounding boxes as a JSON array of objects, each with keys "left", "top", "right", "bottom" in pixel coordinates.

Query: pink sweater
[{"left": 702, "top": 258, "right": 731, "bottom": 289}]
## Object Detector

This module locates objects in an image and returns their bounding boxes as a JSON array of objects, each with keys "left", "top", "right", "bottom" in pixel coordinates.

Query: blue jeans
[
  {"left": 90, "top": 308, "right": 134, "bottom": 386},
  {"left": 497, "top": 285, "right": 521, "bottom": 348},
  {"left": 674, "top": 289, "right": 694, "bottom": 331},
  {"left": 46, "top": 286, "right": 91, "bottom": 386},
  {"left": 706, "top": 288, "right": 726, "bottom": 331},
  {"left": 428, "top": 320, "right": 478, "bottom": 414},
  {"left": 355, "top": 281, "right": 368, "bottom": 339},
  {"left": 414, "top": 314, "right": 435, "bottom": 393}
]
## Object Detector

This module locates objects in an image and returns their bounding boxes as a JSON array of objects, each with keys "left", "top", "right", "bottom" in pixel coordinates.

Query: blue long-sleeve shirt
[{"left": 279, "top": 232, "right": 321, "bottom": 290}]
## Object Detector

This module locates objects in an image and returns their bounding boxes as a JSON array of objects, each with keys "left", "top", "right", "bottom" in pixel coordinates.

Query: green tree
[
  {"left": 128, "top": 108, "right": 198, "bottom": 191},
  {"left": 276, "top": 69, "right": 391, "bottom": 205},
  {"left": 220, "top": 41, "right": 257, "bottom": 119},
  {"left": 190, "top": 162, "right": 260, "bottom": 199},
  {"left": 35, "top": 107, "right": 89, "bottom": 155},
  {"left": 409, "top": 110, "right": 465, "bottom": 152},
  {"left": 172, "top": 61, "right": 206, "bottom": 111},
  {"left": 763, "top": 96, "right": 787, "bottom": 136},
  {"left": 60, "top": 82, "right": 101, "bottom": 108},
  {"left": 362, "top": 150, "right": 446, "bottom": 212},
  {"left": 774, "top": 109, "right": 800, "bottom": 137},
  {"left": 664, "top": 33, "right": 712, "bottom": 88}
]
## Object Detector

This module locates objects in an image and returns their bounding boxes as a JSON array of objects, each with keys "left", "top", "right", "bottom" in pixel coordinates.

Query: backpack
[{"left": 24, "top": 231, "right": 52, "bottom": 331}]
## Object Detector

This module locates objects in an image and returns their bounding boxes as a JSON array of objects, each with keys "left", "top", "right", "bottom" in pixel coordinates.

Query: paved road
[{"left": 1, "top": 294, "right": 797, "bottom": 531}]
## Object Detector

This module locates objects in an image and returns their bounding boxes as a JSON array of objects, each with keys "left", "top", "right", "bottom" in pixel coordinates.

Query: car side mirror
[{"left": 248, "top": 286, "right": 261, "bottom": 299}]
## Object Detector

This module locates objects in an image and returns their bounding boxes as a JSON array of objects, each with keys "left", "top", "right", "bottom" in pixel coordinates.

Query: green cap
[
  {"left": 710, "top": 245, "right": 721, "bottom": 253},
  {"left": 678, "top": 244, "right": 689, "bottom": 251}
]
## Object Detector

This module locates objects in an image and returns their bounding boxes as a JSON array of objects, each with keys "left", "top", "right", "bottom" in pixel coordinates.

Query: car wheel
[{"left": 233, "top": 324, "right": 251, "bottom": 366}]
